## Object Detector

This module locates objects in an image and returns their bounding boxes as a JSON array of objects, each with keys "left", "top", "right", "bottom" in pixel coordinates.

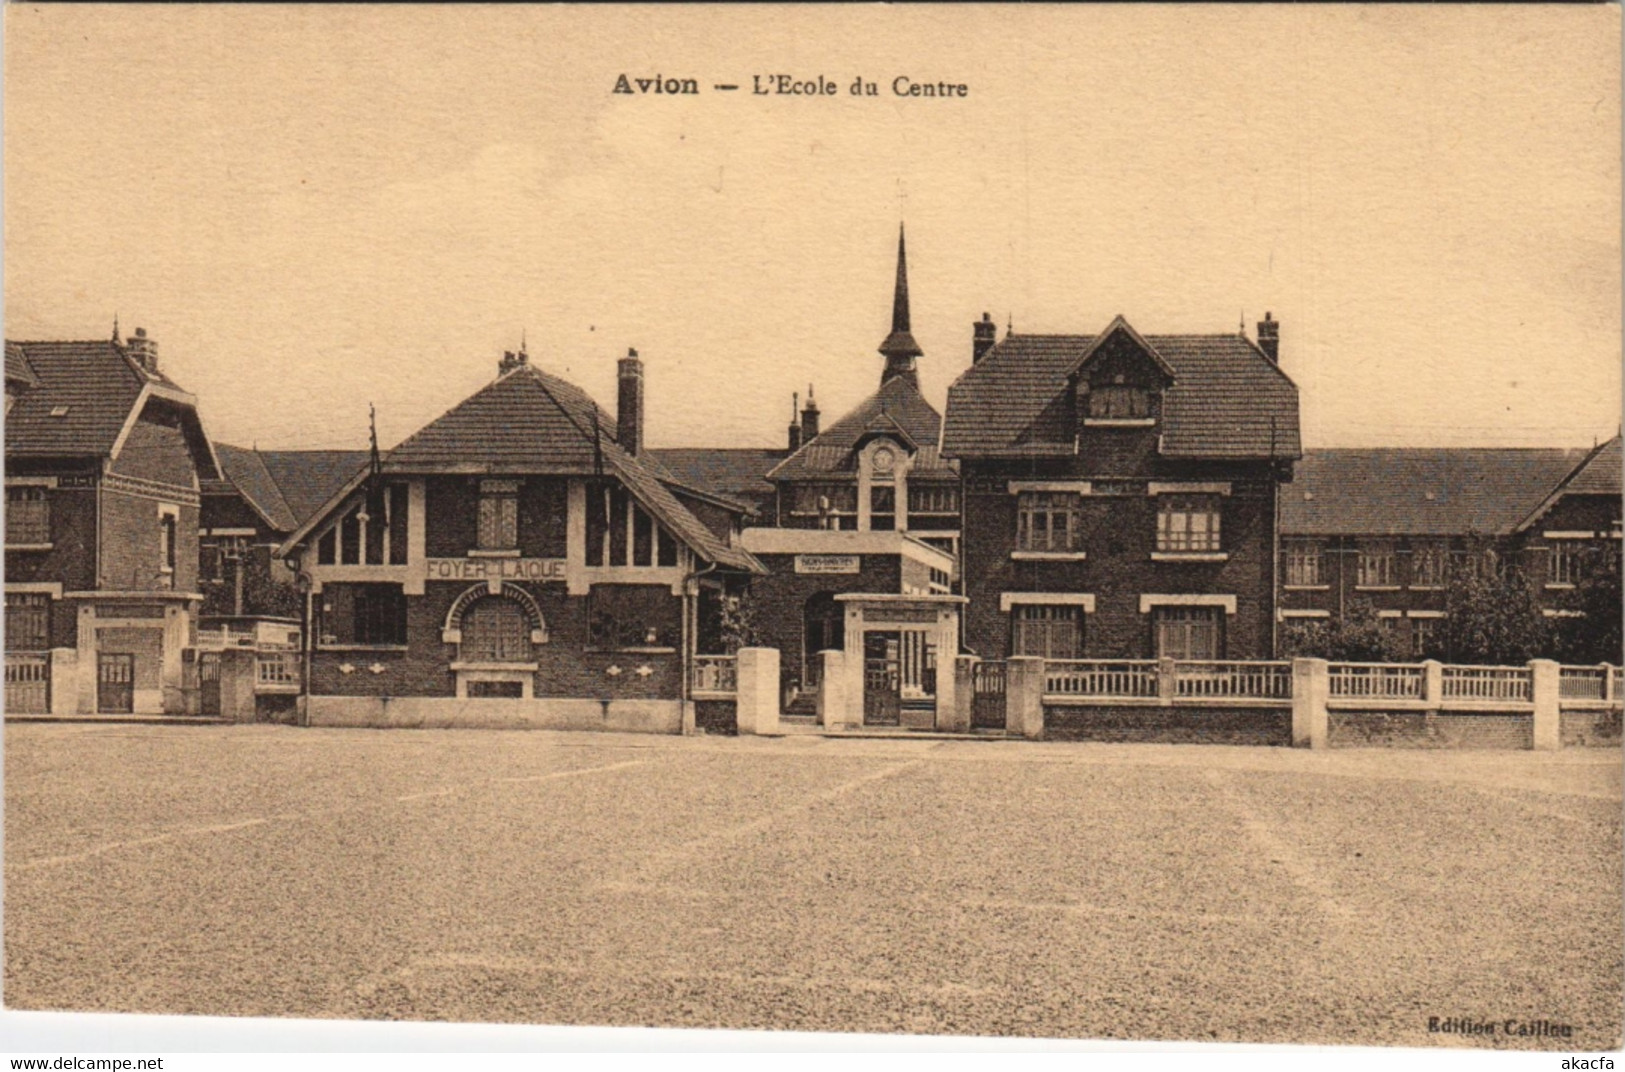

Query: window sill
[
  {"left": 586, "top": 646, "right": 677, "bottom": 655},
  {"left": 318, "top": 643, "right": 409, "bottom": 652},
  {"left": 467, "top": 549, "right": 521, "bottom": 558},
  {"left": 1010, "top": 551, "right": 1087, "bottom": 561},
  {"left": 451, "top": 661, "right": 538, "bottom": 672},
  {"left": 1408, "top": 585, "right": 1445, "bottom": 592},
  {"left": 1082, "top": 418, "right": 1155, "bottom": 428},
  {"left": 5, "top": 543, "right": 53, "bottom": 552},
  {"left": 1151, "top": 552, "right": 1229, "bottom": 562},
  {"left": 1282, "top": 584, "right": 1329, "bottom": 591},
  {"left": 1544, "top": 583, "right": 1578, "bottom": 591},
  {"left": 1353, "top": 585, "right": 1400, "bottom": 592}
]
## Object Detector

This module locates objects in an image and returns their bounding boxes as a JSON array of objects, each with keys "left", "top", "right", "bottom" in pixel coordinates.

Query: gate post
[
  {"left": 48, "top": 648, "right": 78, "bottom": 715},
  {"left": 1530, "top": 659, "right": 1560, "bottom": 751},
  {"left": 943, "top": 655, "right": 977, "bottom": 734},
  {"left": 1007, "top": 656, "right": 1045, "bottom": 739},
  {"left": 735, "top": 647, "right": 781, "bottom": 736},
  {"left": 816, "top": 649, "right": 850, "bottom": 729},
  {"left": 218, "top": 648, "right": 258, "bottom": 723},
  {"left": 1291, "top": 657, "right": 1329, "bottom": 748}
]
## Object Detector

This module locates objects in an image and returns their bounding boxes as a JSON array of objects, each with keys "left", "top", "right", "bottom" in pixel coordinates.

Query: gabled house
[
  {"left": 5, "top": 328, "right": 219, "bottom": 714},
  {"left": 275, "top": 345, "right": 764, "bottom": 732},
  {"left": 942, "top": 313, "right": 1301, "bottom": 663}
]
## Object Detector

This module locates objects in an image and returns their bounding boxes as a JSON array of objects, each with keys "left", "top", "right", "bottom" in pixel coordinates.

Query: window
[
  {"left": 1154, "top": 606, "right": 1221, "bottom": 660},
  {"left": 1357, "top": 541, "right": 1396, "bottom": 587},
  {"left": 1086, "top": 384, "right": 1151, "bottom": 420},
  {"left": 588, "top": 585, "right": 677, "bottom": 649},
  {"left": 1017, "top": 492, "right": 1081, "bottom": 552},
  {"left": 477, "top": 480, "right": 519, "bottom": 551},
  {"left": 1157, "top": 495, "right": 1221, "bottom": 553},
  {"left": 907, "top": 484, "right": 959, "bottom": 516},
  {"left": 1411, "top": 617, "right": 1441, "bottom": 658},
  {"left": 467, "top": 680, "right": 524, "bottom": 699},
  {"left": 1550, "top": 540, "right": 1587, "bottom": 586},
  {"left": 159, "top": 513, "right": 178, "bottom": 573},
  {"left": 790, "top": 483, "right": 858, "bottom": 529},
  {"left": 869, "top": 485, "right": 896, "bottom": 531},
  {"left": 5, "top": 592, "right": 49, "bottom": 650},
  {"left": 1411, "top": 541, "right": 1448, "bottom": 587},
  {"left": 587, "top": 484, "right": 679, "bottom": 567},
  {"left": 6, "top": 487, "right": 49, "bottom": 545},
  {"left": 319, "top": 583, "right": 407, "bottom": 647},
  {"left": 1284, "top": 539, "right": 1323, "bottom": 587},
  {"left": 460, "top": 597, "right": 533, "bottom": 662},
  {"left": 1012, "top": 604, "right": 1083, "bottom": 659}
]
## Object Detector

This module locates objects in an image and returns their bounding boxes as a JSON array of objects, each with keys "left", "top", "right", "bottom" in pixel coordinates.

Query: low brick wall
[
  {"left": 305, "top": 695, "right": 682, "bottom": 733},
  {"left": 1044, "top": 704, "right": 1292, "bottom": 746},
  {"left": 1328, "top": 710, "right": 1533, "bottom": 749},
  {"left": 693, "top": 699, "right": 738, "bottom": 736},
  {"left": 1561, "top": 708, "right": 1623, "bottom": 748}
]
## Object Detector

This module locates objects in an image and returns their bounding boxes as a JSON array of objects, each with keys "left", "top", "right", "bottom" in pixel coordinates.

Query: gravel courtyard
[{"left": 5, "top": 722, "right": 1621, "bottom": 1047}]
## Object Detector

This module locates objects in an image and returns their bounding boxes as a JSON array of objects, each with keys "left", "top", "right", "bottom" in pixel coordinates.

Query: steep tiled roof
[
  {"left": 214, "top": 445, "right": 299, "bottom": 532},
  {"left": 942, "top": 330, "right": 1301, "bottom": 460},
  {"left": 1514, "top": 435, "right": 1622, "bottom": 532},
  {"left": 257, "top": 450, "right": 372, "bottom": 527},
  {"left": 5, "top": 339, "right": 148, "bottom": 457},
  {"left": 1282, "top": 448, "right": 1588, "bottom": 536},
  {"left": 767, "top": 375, "right": 950, "bottom": 481},
  {"left": 5, "top": 342, "right": 39, "bottom": 387},
  {"left": 280, "top": 362, "right": 761, "bottom": 573},
  {"left": 649, "top": 448, "right": 782, "bottom": 509}
]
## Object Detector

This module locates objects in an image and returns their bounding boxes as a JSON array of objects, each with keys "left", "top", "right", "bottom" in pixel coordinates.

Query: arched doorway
[
  {"left": 802, "top": 591, "right": 845, "bottom": 689},
  {"left": 461, "top": 596, "right": 534, "bottom": 663}
]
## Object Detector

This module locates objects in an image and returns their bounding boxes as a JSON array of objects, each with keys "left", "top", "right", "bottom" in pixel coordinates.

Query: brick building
[
  {"left": 1279, "top": 437, "right": 1623, "bottom": 656},
  {"left": 4, "top": 329, "right": 219, "bottom": 714},
  {"left": 941, "top": 314, "right": 1301, "bottom": 663},
  {"left": 276, "top": 345, "right": 765, "bottom": 732}
]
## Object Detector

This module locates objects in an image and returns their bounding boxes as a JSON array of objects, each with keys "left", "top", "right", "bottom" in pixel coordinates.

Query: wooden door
[
  {"left": 198, "top": 652, "right": 221, "bottom": 716},
  {"left": 97, "top": 653, "right": 135, "bottom": 714}
]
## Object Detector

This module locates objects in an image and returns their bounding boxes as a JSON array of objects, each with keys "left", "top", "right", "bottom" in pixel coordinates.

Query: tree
[
  {"left": 1281, "top": 598, "right": 1406, "bottom": 662},
  {"left": 1441, "top": 549, "right": 1550, "bottom": 665},
  {"left": 1554, "top": 546, "right": 1623, "bottom": 665}
]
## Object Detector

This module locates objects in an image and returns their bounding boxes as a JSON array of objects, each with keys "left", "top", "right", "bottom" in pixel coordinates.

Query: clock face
[{"left": 872, "top": 446, "right": 896, "bottom": 473}]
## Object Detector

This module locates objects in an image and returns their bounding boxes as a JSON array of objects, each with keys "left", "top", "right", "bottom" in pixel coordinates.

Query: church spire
[{"left": 878, "top": 224, "right": 923, "bottom": 387}]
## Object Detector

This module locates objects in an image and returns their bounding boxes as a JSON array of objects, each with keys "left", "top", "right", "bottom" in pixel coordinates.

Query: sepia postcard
[{"left": 3, "top": 2, "right": 1621, "bottom": 1057}]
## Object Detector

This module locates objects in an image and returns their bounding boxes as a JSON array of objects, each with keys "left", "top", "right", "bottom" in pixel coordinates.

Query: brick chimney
[
  {"left": 497, "top": 348, "right": 529, "bottom": 376},
  {"left": 617, "top": 347, "right": 644, "bottom": 455},
  {"left": 125, "top": 327, "right": 158, "bottom": 373},
  {"left": 787, "top": 392, "right": 802, "bottom": 452},
  {"left": 973, "top": 312, "right": 997, "bottom": 364},
  {"left": 1257, "top": 312, "right": 1279, "bottom": 364},
  {"left": 800, "top": 385, "right": 820, "bottom": 443}
]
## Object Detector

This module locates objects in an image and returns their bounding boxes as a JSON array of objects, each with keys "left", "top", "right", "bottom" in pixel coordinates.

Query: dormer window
[{"left": 1087, "top": 384, "right": 1150, "bottom": 420}]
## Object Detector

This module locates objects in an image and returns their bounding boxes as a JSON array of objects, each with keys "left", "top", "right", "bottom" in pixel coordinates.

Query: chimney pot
[
  {"left": 617, "top": 348, "right": 645, "bottom": 455},
  {"left": 1256, "top": 312, "right": 1280, "bottom": 364},
  {"left": 787, "top": 392, "right": 802, "bottom": 452},
  {"left": 124, "top": 327, "right": 159, "bottom": 372},
  {"left": 800, "top": 384, "right": 821, "bottom": 442}
]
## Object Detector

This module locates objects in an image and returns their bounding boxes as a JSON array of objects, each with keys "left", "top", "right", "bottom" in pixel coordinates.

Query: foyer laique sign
[{"left": 426, "top": 557, "right": 567, "bottom": 583}]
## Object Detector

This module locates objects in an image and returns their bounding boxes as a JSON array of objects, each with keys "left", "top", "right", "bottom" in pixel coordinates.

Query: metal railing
[
  {"left": 1175, "top": 660, "right": 1292, "bottom": 701},
  {"left": 1044, "top": 659, "right": 1158, "bottom": 699},
  {"left": 1441, "top": 665, "right": 1531, "bottom": 705},
  {"left": 690, "top": 654, "right": 737, "bottom": 697},
  {"left": 1328, "top": 662, "right": 1425, "bottom": 702}
]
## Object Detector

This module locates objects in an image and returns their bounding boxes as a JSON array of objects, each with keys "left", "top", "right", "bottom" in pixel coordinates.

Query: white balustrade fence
[
  {"left": 1441, "top": 665, "right": 1531, "bottom": 705},
  {"left": 1045, "top": 659, "right": 1158, "bottom": 699},
  {"left": 1328, "top": 662, "right": 1425, "bottom": 702},
  {"left": 1175, "top": 661, "right": 1293, "bottom": 700},
  {"left": 691, "top": 654, "right": 738, "bottom": 697}
]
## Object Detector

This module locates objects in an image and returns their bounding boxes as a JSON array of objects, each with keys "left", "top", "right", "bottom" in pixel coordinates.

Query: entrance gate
[
  {"left": 97, "top": 652, "right": 135, "bottom": 714},
  {"left": 5, "top": 653, "right": 50, "bottom": 714},
  {"left": 971, "top": 660, "right": 1008, "bottom": 730},
  {"left": 198, "top": 652, "right": 222, "bottom": 716},
  {"left": 862, "top": 632, "right": 902, "bottom": 726}
]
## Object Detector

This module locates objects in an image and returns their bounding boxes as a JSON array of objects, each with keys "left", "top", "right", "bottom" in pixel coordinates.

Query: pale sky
[{"left": 5, "top": 5, "right": 1620, "bottom": 453}]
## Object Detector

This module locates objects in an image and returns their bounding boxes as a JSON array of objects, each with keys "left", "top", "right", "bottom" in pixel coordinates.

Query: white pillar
[
  {"left": 944, "top": 655, "right": 977, "bottom": 734},
  {"left": 1007, "top": 655, "right": 1045, "bottom": 739},
  {"left": 1530, "top": 658, "right": 1561, "bottom": 752},
  {"left": 1291, "top": 657, "right": 1329, "bottom": 749},
  {"left": 816, "top": 649, "right": 849, "bottom": 729},
  {"left": 49, "top": 647, "right": 78, "bottom": 715},
  {"left": 1422, "top": 659, "right": 1444, "bottom": 710},
  {"left": 735, "top": 647, "right": 781, "bottom": 736}
]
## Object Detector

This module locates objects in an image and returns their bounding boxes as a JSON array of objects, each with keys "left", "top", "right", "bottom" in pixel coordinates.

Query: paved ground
[{"left": 5, "top": 723, "right": 1621, "bottom": 1047}]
